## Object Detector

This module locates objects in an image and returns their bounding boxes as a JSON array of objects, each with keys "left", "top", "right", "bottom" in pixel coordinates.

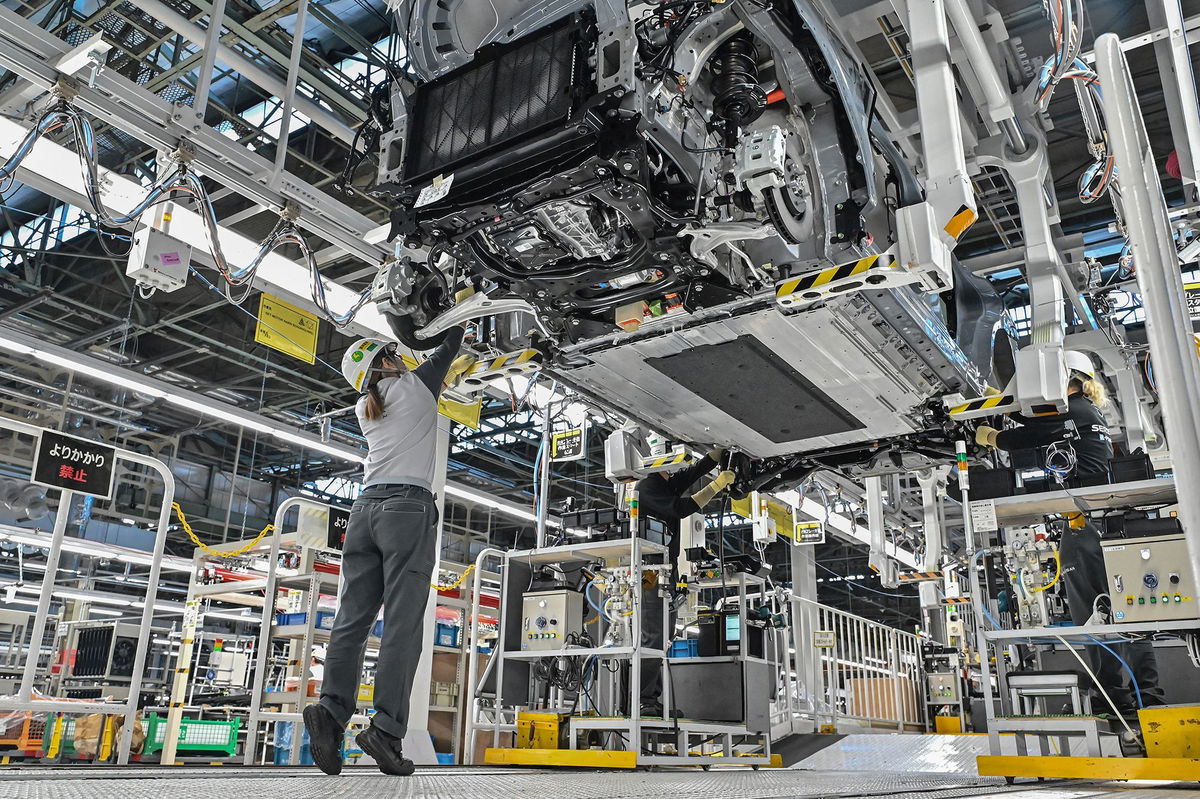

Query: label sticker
[
  {"left": 160, "top": 251, "right": 182, "bottom": 266},
  {"left": 813, "top": 630, "right": 836, "bottom": 648},
  {"left": 415, "top": 173, "right": 454, "bottom": 207},
  {"left": 969, "top": 499, "right": 998, "bottom": 533}
]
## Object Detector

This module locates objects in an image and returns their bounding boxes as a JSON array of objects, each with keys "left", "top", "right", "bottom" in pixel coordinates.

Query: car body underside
[{"left": 364, "top": 0, "right": 1011, "bottom": 492}]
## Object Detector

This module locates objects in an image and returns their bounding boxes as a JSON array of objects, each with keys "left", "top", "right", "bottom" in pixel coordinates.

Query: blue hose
[{"left": 585, "top": 580, "right": 608, "bottom": 620}]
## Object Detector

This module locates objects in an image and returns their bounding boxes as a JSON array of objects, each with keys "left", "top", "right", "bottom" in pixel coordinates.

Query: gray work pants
[
  {"left": 319, "top": 484, "right": 438, "bottom": 738},
  {"left": 639, "top": 578, "right": 674, "bottom": 708}
]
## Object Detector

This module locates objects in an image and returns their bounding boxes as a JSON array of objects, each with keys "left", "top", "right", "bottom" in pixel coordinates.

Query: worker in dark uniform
[
  {"left": 634, "top": 447, "right": 734, "bottom": 715},
  {"left": 975, "top": 351, "right": 1163, "bottom": 712},
  {"left": 303, "top": 324, "right": 474, "bottom": 777}
]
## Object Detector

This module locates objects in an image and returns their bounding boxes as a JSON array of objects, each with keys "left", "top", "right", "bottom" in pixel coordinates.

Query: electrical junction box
[
  {"left": 521, "top": 589, "right": 583, "bottom": 651},
  {"left": 927, "top": 672, "right": 961, "bottom": 704},
  {"left": 127, "top": 224, "right": 191, "bottom": 292},
  {"left": 1102, "top": 534, "right": 1198, "bottom": 623}
]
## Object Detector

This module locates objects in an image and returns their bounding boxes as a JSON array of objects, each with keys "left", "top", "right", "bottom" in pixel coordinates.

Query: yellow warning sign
[
  {"left": 763, "top": 499, "right": 793, "bottom": 539},
  {"left": 255, "top": 293, "right": 319, "bottom": 364}
]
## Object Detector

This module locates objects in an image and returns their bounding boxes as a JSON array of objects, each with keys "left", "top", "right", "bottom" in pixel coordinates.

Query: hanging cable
[{"left": 0, "top": 101, "right": 375, "bottom": 327}]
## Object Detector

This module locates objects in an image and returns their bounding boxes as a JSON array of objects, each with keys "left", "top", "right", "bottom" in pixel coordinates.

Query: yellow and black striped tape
[
  {"left": 465, "top": 349, "right": 542, "bottom": 378},
  {"left": 776, "top": 254, "right": 898, "bottom": 303},
  {"left": 897, "top": 571, "right": 942, "bottom": 583},
  {"left": 484, "top": 349, "right": 540, "bottom": 372},
  {"left": 944, "top": 204, "right": 978, "bottom": 241},
  {"left": 643, "top": 452, "right": 691, "bottom": 469},
  {"left": 948, "top": 394, "right": 1015, "bottom": 416}
]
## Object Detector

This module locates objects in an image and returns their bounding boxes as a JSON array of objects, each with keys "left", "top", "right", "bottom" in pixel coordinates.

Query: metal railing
[
  {"left": 0, "top": 418, "right": 176, "bottom": 764},
  {"left": 792, "top": 596, "right": 926, "bottom": 732}
]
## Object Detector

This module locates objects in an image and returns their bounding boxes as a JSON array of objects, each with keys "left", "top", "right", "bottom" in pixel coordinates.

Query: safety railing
[
  {"left": 792, "top": 596, "right": 926, "bottom": 732},
  {"left": 0, "top": 418, "right": 176, "bottom": 764}
]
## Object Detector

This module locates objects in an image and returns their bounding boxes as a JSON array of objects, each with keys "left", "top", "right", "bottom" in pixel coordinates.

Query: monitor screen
[{"left": 724, "top": 612, "right": 741, "bottom": 642}]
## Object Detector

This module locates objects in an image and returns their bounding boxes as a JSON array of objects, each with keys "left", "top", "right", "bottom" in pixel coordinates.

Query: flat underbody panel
[
  {"left": 646, "top": 335, "right": 866, "bottom": 443},
  {"left": 563, "top": 303, "right": 942, "bottom": 457}
]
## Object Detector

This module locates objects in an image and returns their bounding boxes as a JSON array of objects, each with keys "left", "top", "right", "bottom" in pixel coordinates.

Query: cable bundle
[
  {"left": 1034, "top": 0, "right": 1117, "bottom": 206},
  {"left": 0, "top": 101, "right": 374, "bottom": 327}
]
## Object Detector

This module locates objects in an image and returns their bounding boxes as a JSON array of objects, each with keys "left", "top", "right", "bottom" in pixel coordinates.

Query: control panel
[
  {"left": 520, "top": 589, "right": 583, "bottom": 651},
  {"left": 1101, "top": 534, "right": 1198, "bottom": 623},
  {"left": 927, "top": 672, "right": 961, "bottom": 704}
]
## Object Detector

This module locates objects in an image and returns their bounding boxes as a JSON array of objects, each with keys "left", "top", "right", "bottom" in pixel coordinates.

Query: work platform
[{"left": 0, "top": 764, "right": 1196, "bottom": 798}]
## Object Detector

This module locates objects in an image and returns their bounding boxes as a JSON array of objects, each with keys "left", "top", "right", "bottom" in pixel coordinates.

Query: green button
[
  {"left": 1175, "top": 594, "right": 1183, "bottom": 603},
  {"left": 1150, "top": 596, "right": 1157, "bottom": 604},
  {"left": 1163, "top": 595, "right": 1170, "bottom": 603},
  {"left": 1139, "top": 597, "right": 1146, "bottom": 604}
]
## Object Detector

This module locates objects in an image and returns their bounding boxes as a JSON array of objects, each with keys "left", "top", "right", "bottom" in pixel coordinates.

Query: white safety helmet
[
  {"left": 1064, "top": 350, "right": 1096, "bottom": 381},
  {"left": 311, "top": 644, "right": 327, "bottom": 663},
  {"left": 341, "top": 338, "right": 393, "bottom": 393}
]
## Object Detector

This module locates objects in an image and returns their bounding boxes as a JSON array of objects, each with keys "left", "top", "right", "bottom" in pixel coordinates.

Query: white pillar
[
  {"left": 402, "top": 416, "right": 450, "bottom": 765},
  {"left": 1097, "top": 34, "right": 1200, "bottom": 600},
  {"left": 789, "top": 543, "right": 818, "bottom": 734}
]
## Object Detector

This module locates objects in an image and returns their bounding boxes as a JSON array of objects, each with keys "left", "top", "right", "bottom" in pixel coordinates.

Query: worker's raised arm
[
  {"left": 411, "top": 326, "right": 466, "bottom": 396},
  {"left": 664, "top": 448, "right": 725, "bottom": 492},
  {"left": 992, "top": 415, "right": 1070, "bottom": 451}
]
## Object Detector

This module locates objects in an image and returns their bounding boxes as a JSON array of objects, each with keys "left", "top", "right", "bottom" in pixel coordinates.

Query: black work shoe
[
  {"left": 356, "top": 724, "right": 415, "bottom": 776},
  {"left": 302, "top": 703, "right": 343, "bottom": 776}
]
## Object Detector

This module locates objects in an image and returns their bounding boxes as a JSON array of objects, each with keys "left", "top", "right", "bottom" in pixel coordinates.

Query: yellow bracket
[
  {"left": 45, "top": 715, "right": 64, "bottom": 759},
  {"left": 99, "top": 715, "right": 117, "bottom": 761},
  {"left": 484, "top": 747, "right": 638, "bottom": 769},
  {"left": 977, "top": 754, "right": 1200, "bottom": 780}
]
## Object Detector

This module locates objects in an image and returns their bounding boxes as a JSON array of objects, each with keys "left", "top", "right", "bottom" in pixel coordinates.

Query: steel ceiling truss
[{"left": 0, "top": 2, "right": 385, "bottom": 273}]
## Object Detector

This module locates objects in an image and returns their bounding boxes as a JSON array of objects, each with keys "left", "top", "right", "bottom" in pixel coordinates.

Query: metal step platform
[{"left": 0, "top": 764, "right": 1197, "bottom": 799}]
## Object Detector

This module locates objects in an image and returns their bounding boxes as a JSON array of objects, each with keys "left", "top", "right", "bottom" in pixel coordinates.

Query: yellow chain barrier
[
  {"left": 172, "top": 502, "right": 274, "bottom": 558},
  {"left": 432, "top": 564, "right": 474, "bottom": 591},
  {"left": 175, "top": 501, "right": 477, "bottom": 593}
]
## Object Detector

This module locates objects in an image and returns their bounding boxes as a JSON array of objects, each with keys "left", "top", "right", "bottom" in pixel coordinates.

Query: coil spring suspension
[{"left": 710, "top": 33, "right": 767, "bottom": 129}]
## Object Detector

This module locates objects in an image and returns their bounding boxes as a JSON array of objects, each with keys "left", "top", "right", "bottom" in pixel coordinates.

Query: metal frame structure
[
  {"left": 464, "top": 536, "right": 780, "bottom": 768},
  {"left": 0, "top": 417, "right": 175, "bottom": 765}
]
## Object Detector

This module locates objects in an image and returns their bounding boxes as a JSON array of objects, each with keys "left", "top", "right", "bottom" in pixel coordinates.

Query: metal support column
[
  {"left": 1097, "top": 33, "right": 1200, "bottom": 595},
  {"left": 243, "top": 495, "right": 307, "bottom": 764},
  {"left": 1146, "top": 0, "right": 1200, "bottom": 201},
  {"left": 17, "top": 491, "right": 71, "bottom": 701},
  {"left": 907, "top": 0, "right": 975, "bottom": 230},
  {"left": 402, "top": 415, "right": 450, "bottom": 765},
  {"left": 272, "top": 0, "right": 309, "bottom": 182},
  {"left": 535, "top": 408, "right": 551, "bottom": 548},
  {"left": 865, "top": 476, "right": 896, "bottom": 587},
  {"left": 189, "top": 0, "right": 227, "bottom": 122},
  {"left": 788, "top": 543, "right": 818, "bottom": 733}
]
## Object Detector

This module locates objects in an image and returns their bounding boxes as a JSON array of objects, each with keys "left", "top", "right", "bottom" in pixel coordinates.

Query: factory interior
[{"left": 2, "top": 0, "right": 1200, "bottom": 796}]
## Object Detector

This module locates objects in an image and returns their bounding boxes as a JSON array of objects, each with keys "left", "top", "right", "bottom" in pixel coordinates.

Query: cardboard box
[{"left": 847, "top": 676, "right": 918, "bottom": 723}]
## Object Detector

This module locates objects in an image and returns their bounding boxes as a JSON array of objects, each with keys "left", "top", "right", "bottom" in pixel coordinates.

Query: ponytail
[
  {"left": 364, "top": 382, "right": 385, "bottom": 421},
  {"left": 1081, "top": 377, "right": 1108, "bottom": 408}
]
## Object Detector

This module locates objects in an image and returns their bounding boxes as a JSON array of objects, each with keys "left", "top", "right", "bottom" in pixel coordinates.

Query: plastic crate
[
  {"left": 434, "top": 623, "right": 459, "bottom": 648},
  {"left": 436, "top": 752, "right": 454, "bottom": 765},
  {"left": 276, "top": 611, "right": 335, "bottom": 630},
  {"left": 0, "top": 713, "right": 46, "bottom": 750},
  {"left": 372, "top": 619, "right": 384, "bottom": 637},
  {"left": 142, "top": 713, "right": 241, "bottom": 756},
  {"left": 668, "top": 639, "right": 698, "bottom": 658}
]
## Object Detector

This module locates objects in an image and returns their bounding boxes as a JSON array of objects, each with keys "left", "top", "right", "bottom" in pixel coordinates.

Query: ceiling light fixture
[{"left": 0, "top": 326, "right": 364, "bottom": 463}]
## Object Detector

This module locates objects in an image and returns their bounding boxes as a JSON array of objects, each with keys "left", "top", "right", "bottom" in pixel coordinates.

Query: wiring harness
[{"left": 0, "top": 100, "right": 374, "bottom": 326}]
